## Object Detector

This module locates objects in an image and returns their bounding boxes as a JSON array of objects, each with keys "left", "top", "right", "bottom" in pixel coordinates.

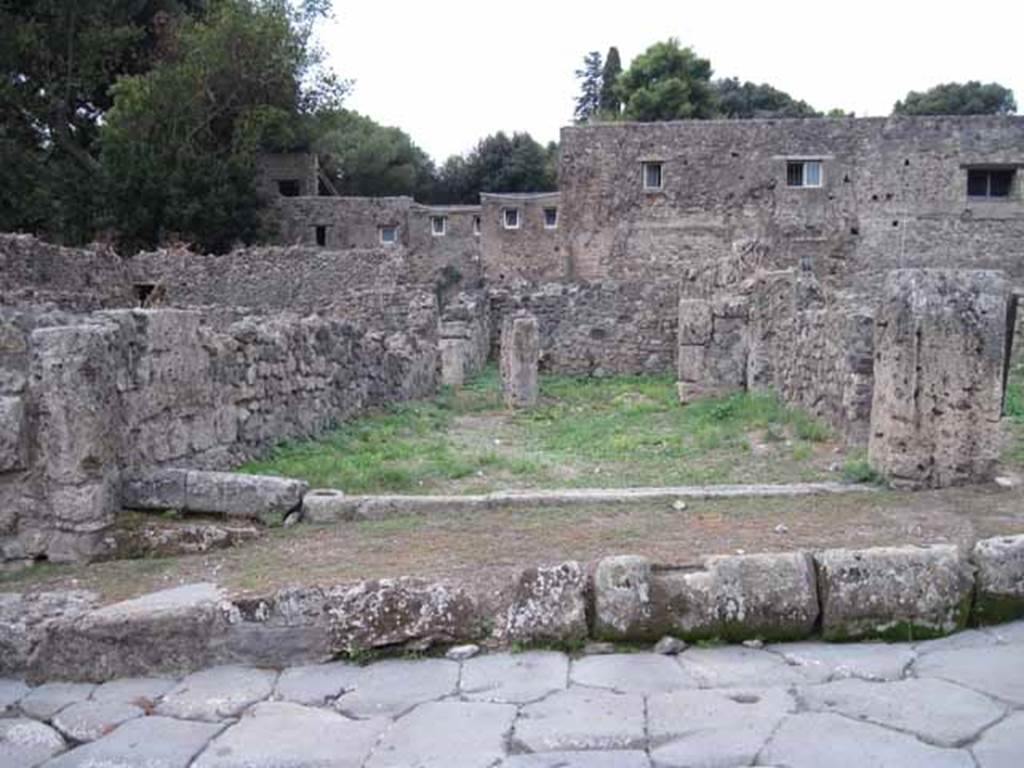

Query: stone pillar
[
  {"left": 439, "top": 321, "right": 475, "bottom": 388},
  {"left": 30, "top": 323, "right": 123, "bottom": 561},
  {"left": 868, "top": 269, "right": 1011, "bottom": 489},
  {"left": 500, "top": 313, "right": 539, "bottom": 409},
  {"left": 677, "top": 296, "right": 747, "bottom": 404}
]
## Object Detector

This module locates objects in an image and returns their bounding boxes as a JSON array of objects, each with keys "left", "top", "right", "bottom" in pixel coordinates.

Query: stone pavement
[{"left": 2, "top": 621, "right": 1023, "bottom": 768}]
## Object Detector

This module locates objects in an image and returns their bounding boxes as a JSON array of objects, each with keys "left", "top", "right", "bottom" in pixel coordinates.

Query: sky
[{"left": 320, "top": 0, "right": 1024, "bottom": 163}]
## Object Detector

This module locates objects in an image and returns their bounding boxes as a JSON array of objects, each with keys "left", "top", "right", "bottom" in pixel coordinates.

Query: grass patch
[{"left": 239, "top": 366, "right": 842, "bottom": 493}]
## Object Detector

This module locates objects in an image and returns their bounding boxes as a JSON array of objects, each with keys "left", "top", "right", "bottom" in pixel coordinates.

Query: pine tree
[
  {"left": 599, "top": 46, "right": 622, "bottom": 117},
  {"left": 573, "top": 51, "right": 603, "bottom": 124}
]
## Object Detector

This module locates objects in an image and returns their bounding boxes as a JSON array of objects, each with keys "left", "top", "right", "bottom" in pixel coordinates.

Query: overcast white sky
[{"left": 320, "top": 0, "right": 1024, "bottom": 163}]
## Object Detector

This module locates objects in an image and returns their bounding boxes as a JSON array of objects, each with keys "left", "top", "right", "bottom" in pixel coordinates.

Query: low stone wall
[
  {"left": 4, "top": 534, "right": 1022, "bottom": 681},
  {"left": 489, "top": 281, "right": 679, "bottom": 376}
]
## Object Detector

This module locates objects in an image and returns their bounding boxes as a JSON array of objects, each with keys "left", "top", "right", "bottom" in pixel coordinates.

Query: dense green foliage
[
  {"left": 713, "top": 77, "right": 819, "bottom": 119},
  {"left": 616, "top": 38, "right": 716, "bottom": 121},
  {"left": 433, "top": 132, "right": 558, "bottom": 204},
  {"left": 574, "top": 51, "right": 604, "bottom": 124},
  {"left": 599, "top": 47, "right": 623, "bottom": 116},
  {"left": 893, "top": 81, "right": 1017, "bottom": 116}
]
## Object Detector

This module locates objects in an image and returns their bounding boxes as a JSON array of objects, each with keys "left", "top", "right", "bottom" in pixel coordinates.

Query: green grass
[
  {"left": 239, "top": 365, "right": 839, "bottom": 493},
  {"left": 1004, "top": 360, "right": 1024, "bottom": 464}
]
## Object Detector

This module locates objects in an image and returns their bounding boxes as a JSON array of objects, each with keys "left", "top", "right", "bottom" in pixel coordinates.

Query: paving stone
[
  {"left": 156, "top": 665, "right": 276, "bottom": 721},
  {"left": 365, "top": 700, "right": 516, "bottom": 768},
  {"left": 42, "top": 715, "right": 222, "bottom": 768},
  {"left": 334, "top": 659, "right": 458, "bottom": 718},
  {"left": 514, "top": 688, "right": 646, "bottom": 752},
  {"left": 0, "top": 718, "right": 65, "bottom": 768},
  {"left": 273, "top": 661, "right": 362, "bottom": 706},
  {"left": 461, "top": 651, "right": 567, "bottom": 704},
  {"left": 648, "top": 686, "right": 794, "bottom": 768},
  {"left": 798, "top": 677, "right": 1005, "bottom": 747},
  {"left": 570, "top": 653, "right": 699, "bottom": 694},
  {"left": 51, "top": 700, "right": 145, "bottom": 742},
  {"left": 914, "top": 644, "right": 1024, "bottom": 705},
  {"left": 0, "top": 679, "right": 30, "bottom": 713},
  {"left": 194, "top": 701, "right": 388, "bottom": 768},
  {"left": 90, "top": 677, "right": 177, "bottom": 707},
  {"left": 677, "top": 646, "right": 812, "bottom": 688},
  {"left": 500, "top": 752, "right": 651, "bottom": 767},
  {"left": 761, "top": 712, "right": 975, "bottom": 768},
  {"left": 987, "top": 619, "right": 1024, "bottom": 645},
  {"left": 914, "top": 628, "right": 1001, "bottom": 654},
  {"left": 972, "top": 712, "right": 1024, "bottom": 768},
  {"left": 19, "top": 682, "right": 95, "bottom": 720},
  {"left": 768, "top": 640, "right": 915, "bottom": 681}
]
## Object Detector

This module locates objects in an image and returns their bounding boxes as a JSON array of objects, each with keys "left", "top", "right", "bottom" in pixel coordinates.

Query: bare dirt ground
[{"left": 5, "top": 484, "right": 1022, "bottom": 604}]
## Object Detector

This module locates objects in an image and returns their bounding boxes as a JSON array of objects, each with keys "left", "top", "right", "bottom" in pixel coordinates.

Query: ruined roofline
[
  {"left": 562, "top": 114, "right": 1024, "bottom": 133},
  {"left": 479, "top": 191, "right": 561, "bottom": 202},
  {"left": 411, "top": 203, "right": 481, "bottom": 214}
]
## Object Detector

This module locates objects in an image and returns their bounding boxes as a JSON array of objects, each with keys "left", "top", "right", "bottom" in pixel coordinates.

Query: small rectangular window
[
  {"left": 503, "top": 208, "right": 520, "bottom": 230},
  {"left": 314, "top": 225, "right": 326, "bottom": 246},
  {"left": 642, "top": 162, "right": 663, "bottom": 190},
  {"left": 543, "top": 207, "right": 558, "bottom": 229},
  {"left": 430, "top": 216, "right": 447, "bottom": 236},
  {"left": 786, "top": 160, "right": 823, "bottom": 188},
  {"left": 278, "top": 179, "right": 301, "bottom": 197},
  {"left": 968, "top": 168, "right": 1015, "bottom": 199},
  {"left": 379, "top": 225, "right": 398, "bottom": 244},
  {"left": 472, "top": 215, "right": 481, "bottom": 236}
]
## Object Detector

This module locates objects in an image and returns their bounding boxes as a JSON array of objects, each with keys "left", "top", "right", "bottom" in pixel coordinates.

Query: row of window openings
[{"left": 642, "top": 161, "right": 1016, "bottom": 198}]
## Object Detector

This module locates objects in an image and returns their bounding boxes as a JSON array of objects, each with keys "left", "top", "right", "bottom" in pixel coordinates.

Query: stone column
[
  {"left": 500, "top": 313, "right": 539, "bottom": 409},
  {"left": 868, "top": 269, "right": 1011, "bottom": 489}
]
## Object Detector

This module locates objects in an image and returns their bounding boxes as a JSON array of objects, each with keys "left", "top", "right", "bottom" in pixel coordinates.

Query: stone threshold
[{"left": 302, "top": 481, "right": 874, "bottom": 522}]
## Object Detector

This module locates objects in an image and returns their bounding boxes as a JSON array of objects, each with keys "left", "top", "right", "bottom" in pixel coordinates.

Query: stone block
[
  {"left": 120, "top": 468, "right": 188, "bottom": 510},
  {"left": 500, "top": 313, "right": 539, "bottom": 409},
  {"left": 971, "top": 534, "right": 1024, "bottom": 625},
  {"left": 677, "top": 298, "right": 712, "bottom": 345},
  {"left": 0, "top": 396, "right": 27, "bottom": 472},
  {"left": 185, "top": 470, "right": 307, "bottom": 524},
  {"left": 301, "top": 488, "right": 355, "bottom": 523},
  {"left": 868, "top": 269, "right": 1011, "bottom": 488},
  {"left": 676, "top": 344, "right": 706, "bottom": 384},
  {"left": 498, "top": 561, "right": 587, "bottom": 643},
  {"left": 816, "top": 545, "right": 974, "bottom": 641},
  {"left": 440, "top": 338, "right": 471, "bottom": 387},
  {"left": 593, "top": 552, "right": 818, "bottom": 642}
]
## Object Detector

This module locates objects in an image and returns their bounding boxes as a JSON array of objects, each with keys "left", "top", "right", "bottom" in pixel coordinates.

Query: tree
[
  {"left": 713, "top": 78, "right": 819, "bottom": 119},
  {"left": 434, "top": 132, "right": 557, "bottom": 203},
  {"left": 616, "top": 38, "right": 715, "bottom": 121},
  {"left": 599, "top": 46, "right": 623, "bottom": 117},
  {"left": 573, "top": 51, "right": 603, "bottom": 124},
  {"left": 314, "top": 110, "right": 436, "bottom": 199},
  {"left": 100, "top": 0, "right": 346, "bottom": 252},
  {"left": 893, "top": 82, "right": 1017, "bottom": 116}
]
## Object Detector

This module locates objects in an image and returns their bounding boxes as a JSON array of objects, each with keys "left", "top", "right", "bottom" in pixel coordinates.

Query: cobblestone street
[{"left": 2, "top": 621, "right": 1022, "bottom": 767}]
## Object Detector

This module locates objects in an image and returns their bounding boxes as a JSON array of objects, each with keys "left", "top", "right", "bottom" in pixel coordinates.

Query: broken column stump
[
  {"left": 868, "top": 269, "right": 1011, "bottom": 489},
  {"left": 500, "top": 313, "right": 539, "bottom": 409}
]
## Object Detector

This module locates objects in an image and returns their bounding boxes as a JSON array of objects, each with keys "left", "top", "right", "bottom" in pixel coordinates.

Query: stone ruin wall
[
  {"left": 1, "top": 237, "right": 441, "bottom": 567},
  {"left": 480, "top": 193, "right": 565, "bottom": 285}
]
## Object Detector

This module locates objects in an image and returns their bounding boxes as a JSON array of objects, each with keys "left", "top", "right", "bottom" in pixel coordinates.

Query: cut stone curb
[
  {"left": 0, "top": 718, "right": 65, "bottom": 768},
  {"left": 648, "top": 686, "right": 794, "bottom": 767},
  {"left": 971, "top": 534, "right": 1024, "bottom": 625},
  {"left": 816, "top": 544, "right": 974, "bottom": 641},
  {"left": 156, "top": 665, "right": 276, "bottom": 722},
  {"left": 193, "top": 702, "right": 389, "bottom": 768},
  {"left": 460, "top": 651, "right": 568, "bottom": 704},
  {"left": 41, "top": 715, "right": 222, "bottom": 768},
  {"left": 497, "top": 561, "right": 588, "bottom": 644},
  {"left": 333, "top": 659, "right": 458, "bottom": 719},
  {"left": 513, "top": 688, "right": 646, "bottom": 753},
  {"left": 797, "top": 677, "right": 1005, "bottom": 747},
  {"left": 761, "top": 711, "right": 975, "bottom": 768},
  {"left": 365, "top": 701, "right": 517, "bottom": 768}
]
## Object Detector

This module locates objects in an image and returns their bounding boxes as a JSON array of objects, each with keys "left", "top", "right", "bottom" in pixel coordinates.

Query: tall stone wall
[
  {"left": 480, "top": 193, "right": 566, "bottom": 284},
  {"left": 488, "top": 282, "right": 678, "bottom": 376}
]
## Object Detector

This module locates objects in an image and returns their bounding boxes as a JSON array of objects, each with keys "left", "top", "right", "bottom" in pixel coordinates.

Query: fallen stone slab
[
  {"left": 42, "top": 715, "right": 222, "bottom": 768},
  {"left": 104, "top": 520, "right": 261, "bottom": 559},
  {"left": 513, "top": 688, "right": 646, "bottom": 753},
  {"left": 461, "top": 651, "right": 568, "bottom": 704},
  {"left": 333, "top": 658, "right": 458, "bottom": 718},
  {"left": 798, "top": 677, "right": 1004, "bottom": 747},
  {"left": 570, "top": 653, "right": 699, "bottom": 694},
  {"left": 273, "top": 661, "right": 362, "bottom": 706},
  {"left": 193, "top": 702, "right": 388, "bottom": 768},
  {"left": 28, "top": 583, "right": 229, "bottom": 682},
  {"left": 497, "top": 561, "right": 588, "bottom": 644},
  {"left": 365, "top": 700, "right": 517, "bottom": 768},
  {"left": 121, "top": 469, "right": 307, "bottom": 525},
  {"left": 914, "top": 644, "right": 1024, "bottom": 706},
  {"left": 0, "top": 718, "right": 65, "bottom": 768},
  {"left": 971, "top": 534, "right": 1024, "bottom": 625},
  {"left": 19, "top": 681, "right": 95, "bottom": 720},
  {"left": 593, "top": 551, "right": 819, "bottom": 642},
  {"left": 760, "top": 711, "right": 974, "bottom": 768},
  {"left": 51, "top": 700, "right": 145, "bottom": 742},
  {"left": 816, "top": 544, "right": 973, "bottom": 641},
  {"left": 156, "top": 665, "right": 276, "bottom": 722},
  {"left": 648, "top": 686, "right": 794, "bottom": 767},
  {"left": 499, "top": 753, "right": 651, "bottom": 768},
  {"left": 972, "top": 711, "right": 1024, "bottom": 768}
]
